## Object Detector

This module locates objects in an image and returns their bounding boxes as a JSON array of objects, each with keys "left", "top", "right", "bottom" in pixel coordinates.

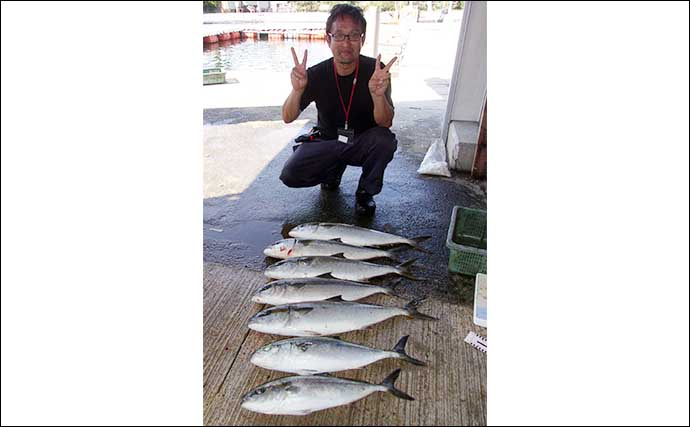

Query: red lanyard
[{"left": 333, "top": 60, "right": 359, "bottom": 130}]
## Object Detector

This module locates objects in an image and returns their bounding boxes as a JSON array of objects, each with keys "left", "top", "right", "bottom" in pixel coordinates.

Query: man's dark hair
[{"left": 326, "top": 4, "right": 367, "bottom": 35}]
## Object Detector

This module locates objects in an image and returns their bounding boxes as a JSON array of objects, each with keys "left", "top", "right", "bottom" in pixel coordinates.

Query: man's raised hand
[
  {"left": 290, "top": 47, "right": 308, "bottom": 92},
  {"left": 368, "top": 54, "right": 397, "bottom": 98}
]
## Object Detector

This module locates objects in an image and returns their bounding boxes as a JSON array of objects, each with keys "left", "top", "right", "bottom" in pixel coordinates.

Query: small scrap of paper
[{"left": 464, "top": 331, "right": 487, "bottom": 353}]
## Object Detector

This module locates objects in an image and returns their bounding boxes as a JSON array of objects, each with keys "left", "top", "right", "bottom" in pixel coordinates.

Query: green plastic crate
[{"left": 446, "top": 206, "right": 487, "bottom": 275}]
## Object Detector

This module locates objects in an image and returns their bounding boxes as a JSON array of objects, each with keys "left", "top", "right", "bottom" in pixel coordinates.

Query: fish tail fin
[
  {"left": 382, "top": 249, "right": 402, "bottom": 262},
  {"left": 385, "top": 245, "right": 408, "bottom": 256},
  {"left": 380, "top": 368, "right": 415, "bottom": 401},
  {"left": 381, "top": 278, "right": 403, "bottom": 297},
  {"left": 408, "top": 235, "right": 432, "bottom": 253},
  {"left": 392, "top": 335, "right": 427, "bottom": 366},
  {"left": 396, "top": 259, "right": 422, "bottom": 281},
  {"left": 403, "top": 299, "right": 438, "bottom": 321}
]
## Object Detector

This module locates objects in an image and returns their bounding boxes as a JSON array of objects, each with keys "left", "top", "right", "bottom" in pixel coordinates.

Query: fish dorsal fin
[
  {"left": 337, "top": 237, "right": 355, "bottom": 246},
  {"left": 315, "top": 372, "right": 333, "bottom": 377},
  {"left": 324, "top": 296, "right": 345, "bottom": 303},
  {"left": 330, "top": 252, "right": 346, "bottom": 259},
  {"left": 330, "top": 335, "right": 342, "bottom": 340}
]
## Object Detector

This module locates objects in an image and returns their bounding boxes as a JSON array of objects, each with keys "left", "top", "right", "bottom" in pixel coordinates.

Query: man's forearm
[
  {"left": 282, "top": 89, "right": 304, "bottom": 123},
  {"left": 372, "top": 94, "right": 394, "bottom": 128}
]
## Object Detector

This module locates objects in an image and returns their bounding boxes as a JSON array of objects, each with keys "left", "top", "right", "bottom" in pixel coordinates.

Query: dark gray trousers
[{"left": 279, "top": 126, "right": 397, "bottom": 196}]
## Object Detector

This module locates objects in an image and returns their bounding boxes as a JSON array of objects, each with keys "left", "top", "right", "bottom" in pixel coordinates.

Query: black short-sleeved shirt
[{"left": 299, "top": 55, "right": 393, "bottom": 139}]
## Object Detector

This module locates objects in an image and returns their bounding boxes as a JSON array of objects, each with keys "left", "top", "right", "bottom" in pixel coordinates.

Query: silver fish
[
  {"left": 251, "top": 277, "right": 401, "bottom": 305},
  {"left": 263, "top": 238, "right": 398, "bottom": 261},
  {"left": 247, "top": 299, "right": 436, "bottom": 337},
  {"left": 250, "top": 335, "right": 425, "bottom": 375},
  {"left": 264, "top": 256, "right": 419, "bottom": 282},
  {"left": 241, "top": 368, "right": 413, "bottom": 415},
  {"left": 289, "top": 222, "right": 431, "bottom": 252}
]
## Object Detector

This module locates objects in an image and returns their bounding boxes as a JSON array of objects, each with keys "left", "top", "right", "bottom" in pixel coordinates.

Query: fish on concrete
[
  {"left": 250, "top": 335, "right": 425, "bottom": 375},
  {"left": 241, "top": 368, "right": 414, "bottom": 415},
  {"left": 263, "top": 238, "right": 399, "bottom": 261},
  {"left": 251, "top": 277, "right": 402, "bottom": 305},
  {"left": 247, "top": 299, "right": 436, "bottom": 337},
  {"left": 263, "top": 256, "right": 420, "bottom": 282},
  {"left": 289, "top": 222, "right": 431, "bottom": 252}
]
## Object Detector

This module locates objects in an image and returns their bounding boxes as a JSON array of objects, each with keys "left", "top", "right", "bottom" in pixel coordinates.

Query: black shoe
[{"left": 355, "top": 191, "right": 376, "bottom": 216}]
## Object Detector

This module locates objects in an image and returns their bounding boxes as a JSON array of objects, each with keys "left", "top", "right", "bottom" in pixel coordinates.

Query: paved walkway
[{"left": 203, "top": 263, "right": 487, "bottom": 426}]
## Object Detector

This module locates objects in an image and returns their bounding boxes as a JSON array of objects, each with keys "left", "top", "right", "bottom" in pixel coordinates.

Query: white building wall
[{"left": 443, "top": 1, "right": 487, "bottom": 170}]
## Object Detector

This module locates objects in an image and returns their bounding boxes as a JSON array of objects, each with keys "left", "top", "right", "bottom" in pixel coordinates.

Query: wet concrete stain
[
  {"left": 203, "top": 105, "right": 317, "bottom": 126},
  {"left": 204, "top": 104, "right": 486, "bottom": 305}
]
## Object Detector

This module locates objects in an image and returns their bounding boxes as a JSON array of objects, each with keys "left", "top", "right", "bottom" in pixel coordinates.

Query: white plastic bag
[{"left": 417, "top": 140, "right": 451, "bottom": 177}]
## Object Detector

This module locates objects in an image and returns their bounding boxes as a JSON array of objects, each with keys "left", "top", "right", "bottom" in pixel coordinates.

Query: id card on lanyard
[
  {"left": 334, "top": 60, "right": 358, "bottom": 144},
  {"left": 337, "top": 128, "right": 354, "bottom": 144}
]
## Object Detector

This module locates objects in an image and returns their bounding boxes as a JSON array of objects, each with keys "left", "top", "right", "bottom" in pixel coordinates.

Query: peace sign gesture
[
  {"left": 290, "top": 47, "right": 308, "bottom": 93},
  {"left": 368, "top": 54, "right": 397, "bottom": 98}
]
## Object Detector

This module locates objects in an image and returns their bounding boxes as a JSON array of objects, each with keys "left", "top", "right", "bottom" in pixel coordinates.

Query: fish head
[
  {"left": 248, "top": 306, "right": 291, "bottom": 333},
  {"left": 264, "top": 258, "right": 312, "bottom": 280},
  {"left": 241, "top": 382, "right": 296, "bottom": 413},
  {"left": 240, "top": 385, "right": 271, "bottom": 411},
  {"left": 250, "top": 341, "right": 283, "bottom": 366},
  {"left": 263, "top": 238, "right": 297, "bottom": 258},
  {"left": 251, "top": 283, "right": 279, "bottom": 303},
  {"left": 264, "top": 259, "right": 293, "bottom": 279},
  {"left": 288, "top": 223, "right": 319, "bottom": 239},
  {"left": 241, "top": 385, "right": 266, "bottom": 402}
]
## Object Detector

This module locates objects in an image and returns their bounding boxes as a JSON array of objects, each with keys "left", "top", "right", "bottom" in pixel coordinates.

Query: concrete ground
[
  {"left": 203, "top": 264, "right": 487, "bottom": 426},
  {"left": 203, "top": 18, "right": 487, "bottom": 426}
]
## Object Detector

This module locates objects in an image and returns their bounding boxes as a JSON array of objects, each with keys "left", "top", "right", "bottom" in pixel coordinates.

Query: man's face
[{"left": 328, "top": 16, "right": 365, "bottom": 65}]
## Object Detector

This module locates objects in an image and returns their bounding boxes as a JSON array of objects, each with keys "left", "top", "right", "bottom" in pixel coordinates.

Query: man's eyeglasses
[{"left": 327, "top": 32, "right": 364, "bottom": 42}]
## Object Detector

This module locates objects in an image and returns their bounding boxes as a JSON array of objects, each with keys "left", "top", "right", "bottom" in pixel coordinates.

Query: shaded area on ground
[{"left": 203, "top": 104, "right": 317, "bottom": 126}]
